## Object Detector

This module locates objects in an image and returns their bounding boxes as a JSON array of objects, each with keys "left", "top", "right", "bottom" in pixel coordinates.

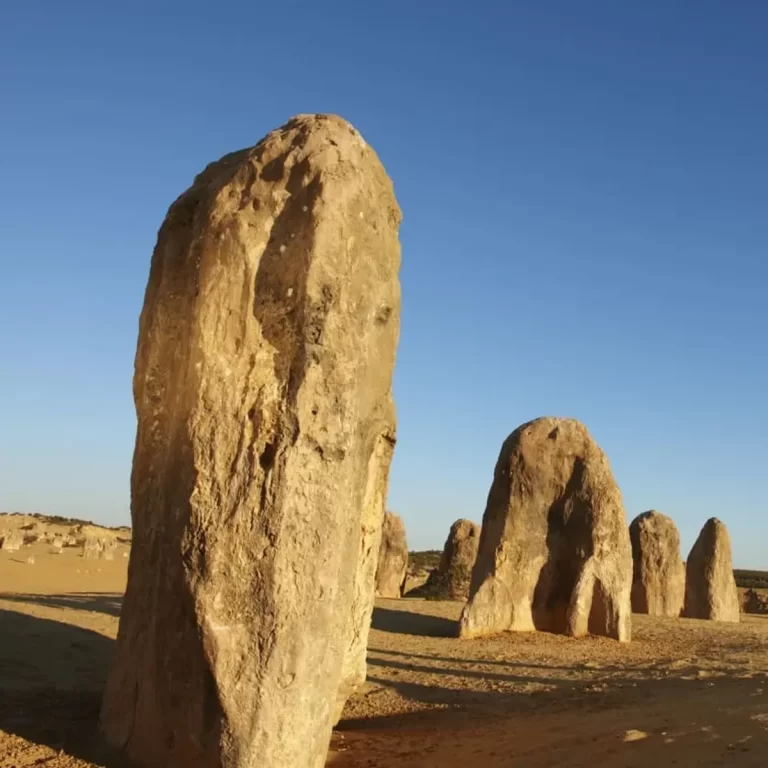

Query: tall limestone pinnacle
[
  {"left": 460, "top": 417, "right": 632, "bottom": 642},
  {"left": 100, "top": 114, "right": 402, "bottom": 768},
  {"left": 683, "top": 517, "right": 740, "bottom": 622},
  {"left": 629, "top": 510, "right": 685, "bottom": 618}
]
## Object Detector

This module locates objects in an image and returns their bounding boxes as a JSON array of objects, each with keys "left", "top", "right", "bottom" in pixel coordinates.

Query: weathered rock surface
[
  {"left": 83, "top": 536, "right": 116, "bottom": 560},
  {"left": 683, "top": 518, "right": 739, "bottom": 622},
  {"left": 375, "top": 512, "right": 408, "bottom": 598},
  {"left": 459, "top": 417, "right": 632, "bottom": 641},
  {"left": 81, "top": 537, "right": 101, "bottom": 559},
  {"left": 332, "top": 436, "right": 394, "bottom": 725},
  {"left": 410, "top": 519, "right": 480, "bottom": 600},
  {"left": 0, "top": 529, "right": 23, "bottom": 551},
  {"left": 101, "top": 114, "right": 401, "bottom": 768},
  {"left": 629, "top": 510, "right": 685, "bottom": 617}
]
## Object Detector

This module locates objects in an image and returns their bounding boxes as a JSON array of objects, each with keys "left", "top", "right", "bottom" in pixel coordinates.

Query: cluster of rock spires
[
  {"left": 82, "top": 535, "right": 117, "bottom": 561},
  {"left": 100, "top": 113, "right": 745, "bottom": 768},
  {"left": 374, "top": 426, "right": 741, "bottom": 633},
  {"left": 628, "top": 510, "right": 739, "bottom": 623},
  {"left": 378, "top": 498, "right": 739, "bottom": 630}
]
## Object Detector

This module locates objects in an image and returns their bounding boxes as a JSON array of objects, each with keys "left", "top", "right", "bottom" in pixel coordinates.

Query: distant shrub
[
  {"left": 408, "top": 550, "right": 441, "bottom": 572},
  {"left": 734, "top": 570, "right": 768, "bottom": 589}
]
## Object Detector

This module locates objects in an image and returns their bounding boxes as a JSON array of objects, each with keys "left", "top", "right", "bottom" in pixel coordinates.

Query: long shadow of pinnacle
[
  {"left": 0, "top": 607, "right": 128, "bottom": 765},
  {"left": 0, "top": 592, "right": 123, "bottom": 617}
]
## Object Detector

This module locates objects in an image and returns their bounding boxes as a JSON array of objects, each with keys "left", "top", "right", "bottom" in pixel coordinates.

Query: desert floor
[{"left": 3, "top": 543, "right": 768, "bottom": 767}]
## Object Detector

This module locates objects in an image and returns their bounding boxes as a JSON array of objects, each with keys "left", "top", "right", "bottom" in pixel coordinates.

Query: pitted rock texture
[{"left": 100, "top": 114, "right": 401, "bottom": 768}]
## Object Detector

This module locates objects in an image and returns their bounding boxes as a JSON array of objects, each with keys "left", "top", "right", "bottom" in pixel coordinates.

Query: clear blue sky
[{"left": 1, "top": 2, "right": 766, "bottom": 566}]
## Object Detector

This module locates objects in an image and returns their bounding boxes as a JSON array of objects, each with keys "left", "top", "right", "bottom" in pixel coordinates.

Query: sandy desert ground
[{"left": 3, "top": 520, "right": 768, "bottom": 767}]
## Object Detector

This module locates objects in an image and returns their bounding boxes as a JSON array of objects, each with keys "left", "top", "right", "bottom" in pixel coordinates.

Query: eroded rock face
[
  {"left": 459, "top": 417, "right": 632, "bottom": 642},
  {"left": 683, "top": 518, "right": 739, "bottom": 622},
  {"left": 411, "top": 519, "right": 480, "bottom": 600},
  {"left": 100, "top": 114, "right": 401, "bottom": 768},
  {"left": 375, "top": 512, "right": 408, "bottom": 598},
  {"left": 332, "top": 438, "right": 394, "bottom": 725},
  {"left": 629, "top": 510, "right": 685, "bottom": 617}
]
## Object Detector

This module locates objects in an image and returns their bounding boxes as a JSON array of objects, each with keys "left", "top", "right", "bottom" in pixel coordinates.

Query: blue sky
[{"left": 1, "top": 2, "right": 766, "bottom": 565}]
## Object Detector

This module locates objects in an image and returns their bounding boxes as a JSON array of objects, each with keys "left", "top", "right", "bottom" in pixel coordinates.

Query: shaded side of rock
[
  {"left": 459, "top": 417, "right": 632, "bottom": 642},
  {"left": 332, "top": 436, "right": 395, "bottom": 725},
  {"left": 741, "top": 588, "right": 768, "bottom": 615},
  {"left": 375, "top": 512, "right": 408, "bottom": 598},
  {"left": 629, "top": 510, "right": 685, "bottom": 617},
  {"left": 100, "top": 114, "right": 401, "bottom": 768},
  {"left": 683, "top": 518, "right": 739, "bottom": 622}
]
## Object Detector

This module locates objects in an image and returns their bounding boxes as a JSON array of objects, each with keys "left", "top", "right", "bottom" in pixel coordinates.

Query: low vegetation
[
  {"left": 408, "top": 550, "right": 440, "bottom": 572},
  {"left": 734, "top": 569, "right": 768, "bottom": 589}
]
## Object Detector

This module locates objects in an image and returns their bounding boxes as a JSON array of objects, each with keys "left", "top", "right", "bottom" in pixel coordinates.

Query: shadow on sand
[
  {"left": 0, "top": 591, "right": 123, "bottom": 617},
  {"left": 0, "top": 608, "right": 127, "bottom": 765},
  {"left": 371, "top": 606, "right": 457, "bottom": 637}
]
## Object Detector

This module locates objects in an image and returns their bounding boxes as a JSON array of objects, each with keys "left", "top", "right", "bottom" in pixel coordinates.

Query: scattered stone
[
  {"left": 629, "top": 510, "right": 685, "bottom": 617},
  {"left": 683, "top": 518, "right": 739, "bottom": 622},
  {"left": 26, "top": 556, "right": 35, "bottom": 565},
  {"left": 375, "top": 512, "right": 409, "bottom": 598},
  {"left": 51, "top": 536, "right": 64, "bottom": 554},
  {"left": 100, "top": 114, "right": 401, "bottom": 768},
  {"left": 459, "top": 417, "right": 632, "bottom": 641},
  {"left": 409, "top": 519, "right": 480, "bottom": 600},
  {"left": 622, "top": 729, "right": 648, "bottom": 742}
]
